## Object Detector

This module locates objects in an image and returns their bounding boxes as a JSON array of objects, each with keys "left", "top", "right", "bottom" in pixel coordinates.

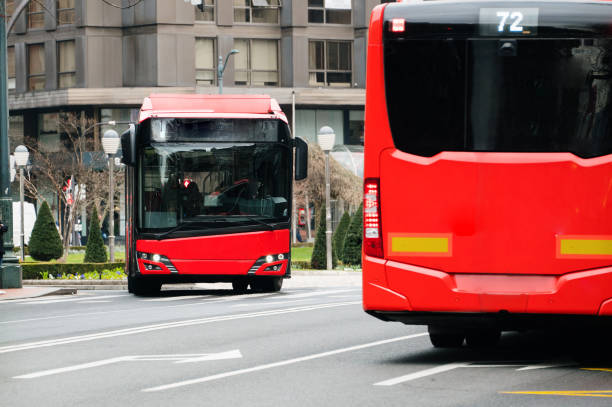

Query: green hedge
[{"left": 22, "top": 262, "right": 125, "bottom": 279}]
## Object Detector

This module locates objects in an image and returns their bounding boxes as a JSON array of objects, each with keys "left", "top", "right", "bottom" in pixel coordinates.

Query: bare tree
[
  {"left": 294, "top": 143, "right": 362, "bottom": 212},
  {"left": 22, "top": 112, "right": 124, "bottom": 261}
]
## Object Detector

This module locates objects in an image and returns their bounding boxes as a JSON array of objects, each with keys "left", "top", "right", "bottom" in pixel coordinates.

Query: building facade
[{"left": 6, "top": 0, "right": 384, "bottom": 239}]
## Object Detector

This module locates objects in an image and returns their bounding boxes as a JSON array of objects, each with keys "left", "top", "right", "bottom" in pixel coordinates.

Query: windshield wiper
[
  {"left": 153, "top": 219, "right": 224, "bottom": 239},
  {"left": 238, "top": 215, "right": 276, "bottom": 231}
]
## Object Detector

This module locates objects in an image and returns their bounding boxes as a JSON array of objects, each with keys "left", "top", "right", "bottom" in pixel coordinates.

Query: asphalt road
[{"left": 1, "top": 279, "right": 611, "bottom": 406}]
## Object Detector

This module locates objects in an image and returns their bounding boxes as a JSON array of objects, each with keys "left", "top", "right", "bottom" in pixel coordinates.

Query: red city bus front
[
  {"left": 363, "top": 1, "right": 612, "bottom": 344},
  {"left": 122, "top": 94, "right": 307, "bottom": 295}
]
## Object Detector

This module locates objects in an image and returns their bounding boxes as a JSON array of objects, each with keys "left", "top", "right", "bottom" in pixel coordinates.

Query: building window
[
  {"left": 9, "top": 115, "right": 25, "bottom": 153},
  {"left": 58, "top": 40, "right": 76, "bottom": 89},
  {"left": 309, "top": 40, "right": 352, "bottom": 87},
  {"left": 308, "top": 0, "right": 351, "bottom": 24},
  {"left": 57, "top": 0, "right": 76, "bottom": 25},
  {"left": 234, "top": 0, "right": 281, "bottom": 24},
  {"left": 28, "top": 44, "right": 46, "bottom": 91},
  {"left": 7, "top": 46, "right": 15, "bottom": 91},
  {"left": 28, "top": 1, "right": 45, "bottom": 29},
  {"left": 38, "top": 113, "right": 60, "bottom": 153},
  {"left": 195, "top": 38, "right": 216, "bottom": 86},
  {"left": 234, "top": 39, "right": 279, "bottom": 87},
  {"left": 195, "top": 0, "right": 215, "bottom": 22}
]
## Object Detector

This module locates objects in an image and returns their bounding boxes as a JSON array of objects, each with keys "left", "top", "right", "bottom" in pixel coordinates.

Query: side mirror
[
  {"left": 121, "top": 124, "right": 138, "bottom": 166},
  {"left": 295, "top": 137, "right": 308, "bottom": 181}
]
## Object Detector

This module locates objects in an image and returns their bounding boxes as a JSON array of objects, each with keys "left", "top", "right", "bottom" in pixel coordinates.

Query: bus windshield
[
  {"left": 385, "top": 32, "right": 612, "bottom": 158},
  {"left": 137, "top": 141, "right": 291, "bottom": 234}
]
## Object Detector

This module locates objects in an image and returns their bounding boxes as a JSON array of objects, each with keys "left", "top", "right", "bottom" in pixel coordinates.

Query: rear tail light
[{"left": 364, "top": 178, "right": 383, "bottom": 258}]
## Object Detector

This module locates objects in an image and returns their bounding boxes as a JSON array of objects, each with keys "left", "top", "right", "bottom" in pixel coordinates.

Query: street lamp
[
  {"left": 317, "top": 126, "right": 335, "bottom": 271},
  {"left": 218, "top": 49, "right": 239, "bottom": 94},
  {"left": 102, "top": 130, "right": 120, "bottom": 263},
  {"left": 14, "top": 145, "right": 29, "bottom": 262}
]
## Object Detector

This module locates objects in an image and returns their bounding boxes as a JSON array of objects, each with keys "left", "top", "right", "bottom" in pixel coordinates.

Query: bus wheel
[
  {"left": 465, "top": 329, "right": 501, "bottom": 348},
  {"left": 130, "top": 277, "right": 162, "bottom": 296},
  {"left": 127, "top": 274, "right": 134, "bottom": 293},
  {"left": 253, "top": 277, "right": 283, "bottom": 293},
  {"left": 428, "top": 326, "right": 465, "bottom": 348},
  {"left": 232, "top": 280, "right": 249, "bottom": 293}
]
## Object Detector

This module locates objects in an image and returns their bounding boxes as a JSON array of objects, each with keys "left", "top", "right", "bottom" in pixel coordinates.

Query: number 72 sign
[{"left": 479, "top": 8, "right": 539, "bottom": 36}]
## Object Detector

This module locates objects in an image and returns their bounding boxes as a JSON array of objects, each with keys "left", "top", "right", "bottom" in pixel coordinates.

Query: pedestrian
[{"left": 0, "top": 221, "right": 8, "bottom": 266}]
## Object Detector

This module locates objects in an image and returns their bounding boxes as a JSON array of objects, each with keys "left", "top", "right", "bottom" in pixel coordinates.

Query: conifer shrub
[
  {"left": 84, "top": 207, "right": 107, "bottom": 263},
  {"left": 310, "top": 207, "right": 338, "bottom": 270},
  {"left": 28, "top": 201, "right": 63, "bottom": 261},
  {"left": 333, "top": 211, "right": 351, "bottom": 263},
  {"left": 342, "top": 203, "right": 363, "bottom": 266}
]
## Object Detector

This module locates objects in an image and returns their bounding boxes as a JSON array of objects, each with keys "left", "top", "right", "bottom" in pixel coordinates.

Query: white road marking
[
  {"left": 375, "top": 362, "right": 573, "bottom": 386},
  {"left": 14, "top": 350, "right": 242, "bottom": 379},
  {"left": 142, "top": 333, "right": 428, "bottom": 392},
  {"left": 14, "top": 294, "right": 127, "bottom": 305},
  {"left": 232, "top": 299, "right": 312, "bottom": 307},
  {"left": 0, "top": 293, "right": 292, "bottom": 325},
  {"left": 139, "top": 295, "right": 211, "bottom": 302},
  {"left": 374, "top": 363, "right": 468, "bottom": 386},
  {"left": 77, "top": 300, "right": 112, "bottom": 304},
  {"left": 264, "top": 289, "right": 355, "bottom": 300},
  {"left": 0, "top": 301, "right": 359, "bottom": 354}
]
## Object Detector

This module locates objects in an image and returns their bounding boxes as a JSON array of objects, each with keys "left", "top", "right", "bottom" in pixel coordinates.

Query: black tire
[
  {"left": 232, "top": 280, "right": 249, "bottom": 293},
  {"left": 130, "top": 277, "right": 162, "bottom": 296},
  {"left": 127, "top": 274, "right": 134, "bottom": 293},
  {"left": 465, "top": 329, "right": 501, "bottom": 348},
  {"left": 428, "top": 325, "right": 465, "bottom": 348},
  {"left": 252, "top": 277, "right": 283, "bottom": 293}
]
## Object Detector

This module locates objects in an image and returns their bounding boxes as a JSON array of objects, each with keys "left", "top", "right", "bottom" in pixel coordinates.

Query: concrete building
[{"left": 6, "top": 0, "right": 384, "bottom": 239}]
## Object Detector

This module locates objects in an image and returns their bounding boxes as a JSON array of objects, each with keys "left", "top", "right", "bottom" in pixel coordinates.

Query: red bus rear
[
  {"left": 122, "top": 94, "right": 307, "bottom": 295},
  {"left": 363, "top": 1, "right": 612, "bottom": 347}
]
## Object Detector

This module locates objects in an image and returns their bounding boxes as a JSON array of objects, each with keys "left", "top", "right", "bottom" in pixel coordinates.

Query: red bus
[
  {"left": 363, "top": 0, "right": 612, "bottom": 347},
  {"left": 121, "top": 94, "right": 307, "bottom": 296}
]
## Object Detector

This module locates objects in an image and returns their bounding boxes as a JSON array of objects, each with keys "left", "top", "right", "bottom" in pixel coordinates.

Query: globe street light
[
  {"left": 218, "top": 49, "right": 239, "bottom": 94},
  {"left": 317, "top": 126, "right": 335, "bottom": 270},
  {"left": 14, "top": 145, "right": 29, "bottom": 262},
  {"left": 102, "top": 130, "right": 120, "bottom": 263}
]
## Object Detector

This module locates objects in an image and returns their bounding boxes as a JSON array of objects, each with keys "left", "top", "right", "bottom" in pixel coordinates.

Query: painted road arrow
[{"left": 13, "top": 350, "right": 242, "bottom": 379}]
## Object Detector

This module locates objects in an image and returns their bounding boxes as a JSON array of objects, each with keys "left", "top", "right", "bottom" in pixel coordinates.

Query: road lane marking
[
  {"left": 139, "top": 295, "right": 211, "bottom": 302},
  {"left": 264, "top": 289, "right": 355, "bottom": 300},
  {"left": 14, "top": 350, "right": 242, "bottom": 379},
  {"left": 0, "top": 301, "right": 359, "bottom": 354},
  {"left": 232, "top": 299, "right": 312, "bottom": 307},
  {"left": 375, "top": 362, "right": 574, "bottom": 386},
  {"left": 0, "top": 293, "right": 309, "bottom": 325},
  {"left": 14, "top": 294, "right": 128, "bottom": 305},
  {"left": 142, "top": 333, "right": 428, "bottom": 392},
  {"left": 501, "top": 390, "right": 612, "bottom": 398},
  {"left": 583, "top": 368, "right": 612, "bottom": 373},
  {"left": 375, "top": 363, "right": 468, "bottom": 386}
]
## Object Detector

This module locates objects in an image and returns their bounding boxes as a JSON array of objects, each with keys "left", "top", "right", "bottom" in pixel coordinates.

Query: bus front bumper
[{"left": 363, "top": 256, "right": 612, "bottom": 322}]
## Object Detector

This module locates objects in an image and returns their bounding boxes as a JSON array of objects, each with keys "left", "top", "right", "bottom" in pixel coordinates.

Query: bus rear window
[{"left": 384, "top": 38, "right": 612, "bottom": 158}]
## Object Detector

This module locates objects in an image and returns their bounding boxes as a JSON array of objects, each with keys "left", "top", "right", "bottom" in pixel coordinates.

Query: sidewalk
[{"left": 1, "top": 270, "right": 362, "bottom": 301}]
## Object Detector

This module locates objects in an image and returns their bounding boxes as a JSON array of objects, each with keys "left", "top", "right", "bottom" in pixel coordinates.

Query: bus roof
[{"left": 139, "top": 94, "right": 287, "bottom": 123}]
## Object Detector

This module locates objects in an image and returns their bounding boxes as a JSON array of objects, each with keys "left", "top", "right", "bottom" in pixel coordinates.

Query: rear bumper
[
  {"left": 363, "top": 256, "right": 612, "bottom": 318},
  {"left": 366, "top": 310, "right": 612, "bottom": 330}
]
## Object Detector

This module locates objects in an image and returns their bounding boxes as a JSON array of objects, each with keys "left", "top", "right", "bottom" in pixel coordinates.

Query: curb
[{"left": 22, "top": 270, "right": 362, "bottom": 290}]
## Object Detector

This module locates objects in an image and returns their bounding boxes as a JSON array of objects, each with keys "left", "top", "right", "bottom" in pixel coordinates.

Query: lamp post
[
  {"left": 14, "top": 146, "right": 28, "bottom": 262},
  {"left": 0, "top": 0, "right": 22, "bottom": 288},
  {"left": 317, "top": 126, "right": 335, "bottom": 271},
  {"left": 102, "top": 130, "right": 120, "bottom": 263},
  {"left": 217, "top": 49, "right": 239, "bottom": 94}
]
